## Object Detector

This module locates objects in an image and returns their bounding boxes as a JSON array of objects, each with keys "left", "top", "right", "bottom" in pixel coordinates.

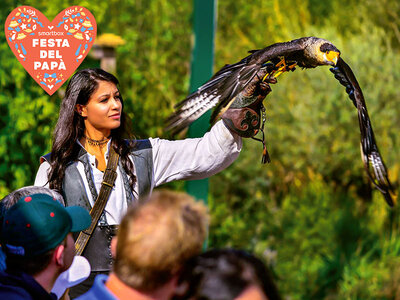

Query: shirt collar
[{"left": 76, "top": 138, "right": 113, "bottom": 161}]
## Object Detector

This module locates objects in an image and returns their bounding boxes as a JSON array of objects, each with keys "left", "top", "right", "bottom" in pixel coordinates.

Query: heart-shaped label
[{"left": 5, "top": 6, "right": 97, "bottom": 95}]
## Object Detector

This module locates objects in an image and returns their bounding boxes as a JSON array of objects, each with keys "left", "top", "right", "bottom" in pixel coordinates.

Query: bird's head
[{"left": 303, "top": 37, "right": 341, "bottom": 67}]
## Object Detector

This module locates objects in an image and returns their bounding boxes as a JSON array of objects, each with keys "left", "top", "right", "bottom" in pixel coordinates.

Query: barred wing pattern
[
  {"left": 165, "top": 54, "right": 260, "bottom": 134},
  {"left": 330, "top": 58, "right": 395, "bottom": 206},
  {"left": 165, "top": 39, "right": 306, "bottom": 134}
]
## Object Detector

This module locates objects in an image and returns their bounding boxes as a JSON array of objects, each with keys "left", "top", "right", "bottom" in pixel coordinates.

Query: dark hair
[
  {"left": 5, "top": 236, "right": 67, "bottom": 276},
  {"left": 172, "top": 248, "right": 282, "bottom": 300},
  {"left": 5, "top": 249, "right": 55, "bottom": 276},
  {"left": 48, "top": 68, "right": 135, "bottom": 191}
]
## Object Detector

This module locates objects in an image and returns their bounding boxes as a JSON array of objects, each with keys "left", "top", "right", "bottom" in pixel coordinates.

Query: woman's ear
[{"left": 75, "top": 104, "right": 87, "bottom": 117}]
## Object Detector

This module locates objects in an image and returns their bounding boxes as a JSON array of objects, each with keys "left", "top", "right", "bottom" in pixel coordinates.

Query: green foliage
[
  {"left": 0, "top": 0, "right": 193, "bottom": 193},
  {"left": 209, "top": 1, "right": 400, "bottom": 299},
  {"left": 1, "top": 0, "right": 400, "bottom": 299}
]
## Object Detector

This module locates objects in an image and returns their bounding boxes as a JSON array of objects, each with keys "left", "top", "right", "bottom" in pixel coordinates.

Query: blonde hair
[{"left": 114, "top": 189, "right": 209, "bottom": 291}]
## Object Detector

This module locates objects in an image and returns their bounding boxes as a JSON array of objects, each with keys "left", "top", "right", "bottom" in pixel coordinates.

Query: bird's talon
[
  {"left": 264, "top": 76, "right": 277, "bottom": 84},
  {"left": 275, "top": 57, "right": 287, "bottom": 68}
]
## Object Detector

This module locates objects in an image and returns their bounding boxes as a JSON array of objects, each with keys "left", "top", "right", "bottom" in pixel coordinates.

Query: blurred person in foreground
[
  {"left": 0, "top": 186, "right": 92, "bottom": 299},
  {"left": 172, "top": 248, "right": 282, "bottom": 300},
  {"left": 77, "top": 189, "right": 208, "bottom": 300},
  {"left": 0, "top": 192, "right": 91, "bottom": 300}
]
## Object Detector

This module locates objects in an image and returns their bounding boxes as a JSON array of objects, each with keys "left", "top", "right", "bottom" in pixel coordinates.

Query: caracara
[{"left": 166, "top": 37, "right": 395, "bottom": 206}]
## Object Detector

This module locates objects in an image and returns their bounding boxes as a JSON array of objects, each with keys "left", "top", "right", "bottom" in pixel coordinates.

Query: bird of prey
[{"left": 166, "top": 36, "right": 395, "bottom": 206}]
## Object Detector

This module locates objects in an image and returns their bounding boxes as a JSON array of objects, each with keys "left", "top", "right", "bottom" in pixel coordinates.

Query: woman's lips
[{"left": 109, "top": 114, "right": 120, "bottom": 119}]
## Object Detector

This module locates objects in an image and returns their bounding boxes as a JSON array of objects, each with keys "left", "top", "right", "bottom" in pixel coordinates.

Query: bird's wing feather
[
  {"left": 165, "top": 38, "right": 307, "bottom": 133},
  {"left": 330, "top": 57, "right": 394, "bottom": 206}
]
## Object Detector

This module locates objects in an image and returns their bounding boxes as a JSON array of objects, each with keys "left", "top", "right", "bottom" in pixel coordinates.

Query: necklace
[{"left": 83, "top": 135, "right": 110, "bottom": 146}]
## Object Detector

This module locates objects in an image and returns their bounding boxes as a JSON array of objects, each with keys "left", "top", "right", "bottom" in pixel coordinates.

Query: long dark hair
[{"left": 48, "top": 68, "right": 136, "bottom": 192}]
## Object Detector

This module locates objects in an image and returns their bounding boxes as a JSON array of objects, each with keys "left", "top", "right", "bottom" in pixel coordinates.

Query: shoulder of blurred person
[
  {"left": 172, "top": 248, "right": 282, "bottom": 300},
  {"left": 75, "top": 274, "right": 116, "bottom": 300},
  {"left": 0, "top": 269, "right": 57, "bottom": 300}
]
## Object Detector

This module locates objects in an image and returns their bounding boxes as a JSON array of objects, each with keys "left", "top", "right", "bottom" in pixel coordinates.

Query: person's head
[
  {"left": 62, "top": 68, "right": 123, "bottom": 138},
  {"left": 1, "top": 193, "right": 91, "bottom": 277},
  {"left": 0, "top": 186, "right": 65, "bottom": 234},
  {"left": 47, "top": 68, "right": 135, "bottom": 191},
  {"left": 172, "top": 248, "right": 282, "bottom": 300},
  {"left": 113, "top": 189, "right": 209, "bottom": 293}
]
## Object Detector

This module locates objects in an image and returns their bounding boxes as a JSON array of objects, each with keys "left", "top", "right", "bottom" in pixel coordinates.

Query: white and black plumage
[
  {"left": 166, "top": 37, "right": 339, "bottom": 132},
  {"left": 330, "top": 59, "right": 395, "bottom": 206},
  {"left": 166, "top": 36, "right": 395, "bottom": 206}
]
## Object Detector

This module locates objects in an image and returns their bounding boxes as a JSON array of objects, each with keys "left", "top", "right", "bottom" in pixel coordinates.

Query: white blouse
[{"left": 34, "top": 120, "right": 242, "bottom": 225}]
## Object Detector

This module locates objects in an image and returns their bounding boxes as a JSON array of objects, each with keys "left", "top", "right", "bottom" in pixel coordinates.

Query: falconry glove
[{"left": 221, "top": 68, "right": 272, "bottom": 163}]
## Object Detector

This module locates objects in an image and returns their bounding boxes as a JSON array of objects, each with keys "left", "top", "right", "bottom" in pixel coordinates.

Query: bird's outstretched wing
[
  {"left": 165, "top": 38, "right": 306, "bottom": 133},
  {"left": 330, "top": 58, "right": 395, "bottom": 206}
]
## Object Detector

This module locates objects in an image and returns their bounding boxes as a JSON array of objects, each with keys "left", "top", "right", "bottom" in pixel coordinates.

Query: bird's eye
[{"left": 326, "top": 50, "right": 330, "bottom": 54}]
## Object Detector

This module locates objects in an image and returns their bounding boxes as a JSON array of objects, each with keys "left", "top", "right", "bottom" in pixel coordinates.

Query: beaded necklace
[{"left": 83, "top": 135, "right": 110, "bottom": 146}]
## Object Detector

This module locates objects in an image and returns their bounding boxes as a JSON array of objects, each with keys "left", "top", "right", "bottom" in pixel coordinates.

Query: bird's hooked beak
[{"left": 324, "top": 50, "right": 340, "bottom": 66}]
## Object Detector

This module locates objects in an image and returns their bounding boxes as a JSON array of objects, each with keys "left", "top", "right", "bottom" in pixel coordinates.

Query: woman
[{"left": 34, "top": 68, "right": 242, "bottom": 297}]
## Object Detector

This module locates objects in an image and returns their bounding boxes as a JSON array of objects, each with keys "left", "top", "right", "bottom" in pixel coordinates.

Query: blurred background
[{"left": 1, "top": 0, "right": 400, "bottom": 298}]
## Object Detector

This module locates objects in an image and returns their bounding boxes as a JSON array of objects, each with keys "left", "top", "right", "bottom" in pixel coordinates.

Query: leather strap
[{"left": 75, "top": 146, "right": 120, "bottom": 256}]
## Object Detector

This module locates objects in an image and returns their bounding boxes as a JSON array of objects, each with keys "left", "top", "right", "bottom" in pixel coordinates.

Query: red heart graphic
[{"left": 5, "top": 6, "right": 97, "bottom": 95}]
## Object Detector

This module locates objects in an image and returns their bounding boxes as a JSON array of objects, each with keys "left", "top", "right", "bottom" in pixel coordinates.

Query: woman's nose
[{"left": 111, "top": 97, "right": 121, "bottom": 109}]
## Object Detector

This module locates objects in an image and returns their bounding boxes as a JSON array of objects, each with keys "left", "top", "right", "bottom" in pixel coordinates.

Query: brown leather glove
[
  {"left": 222, "top": 69, "right": 274, "bottom": 164},
  {"left": 221, "top": 79, "right": 271, "bottom": 138}
]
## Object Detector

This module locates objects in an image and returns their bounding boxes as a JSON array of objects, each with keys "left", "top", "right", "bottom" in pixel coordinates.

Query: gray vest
[
  {"left": 41, "top": 140, "right": 153, "bottom": 211},
  {"left": 41, "top": 140, "right": 153, "bottom": 272}
]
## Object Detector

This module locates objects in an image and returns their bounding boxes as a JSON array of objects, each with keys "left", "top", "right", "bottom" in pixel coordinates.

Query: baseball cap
[{"left": 1, "top": 193, "right": 91, "bottom": 257}]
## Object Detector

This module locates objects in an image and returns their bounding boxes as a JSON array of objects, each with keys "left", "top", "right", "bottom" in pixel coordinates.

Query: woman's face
[{"left": 79, "top": 80, "right": 122, "bottom": 133}]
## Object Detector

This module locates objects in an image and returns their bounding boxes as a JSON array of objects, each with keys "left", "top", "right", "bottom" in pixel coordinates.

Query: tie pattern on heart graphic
[{"left": 5, "top": 6, "right": 97, "bottom": 95}]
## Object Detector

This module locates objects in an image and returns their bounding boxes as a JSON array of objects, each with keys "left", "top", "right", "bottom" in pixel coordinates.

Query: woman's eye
[{"left": 100, "top": 98, "right": 108, "bottom": 103}]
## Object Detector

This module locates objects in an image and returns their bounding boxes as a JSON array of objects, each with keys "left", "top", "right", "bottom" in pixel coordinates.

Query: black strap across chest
[
  {"left": 41, "top": 139, "right": 153, "bottom": 213},
  {"left": 75, "top": 146, "right": 119, "bottom": 256}
]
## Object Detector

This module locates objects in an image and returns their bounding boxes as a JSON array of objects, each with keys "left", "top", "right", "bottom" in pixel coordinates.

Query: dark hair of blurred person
[{"left": 172, "top": 248, "right": 282, "bottom": 300}]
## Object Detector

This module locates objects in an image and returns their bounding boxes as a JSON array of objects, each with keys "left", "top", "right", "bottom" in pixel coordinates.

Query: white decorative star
[
  {"left": 74, "top": 23, "right": 81, "bottom": 30},
  {"left": 20, "top": 23, "right": 27, "bottom": 30}
]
